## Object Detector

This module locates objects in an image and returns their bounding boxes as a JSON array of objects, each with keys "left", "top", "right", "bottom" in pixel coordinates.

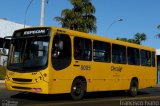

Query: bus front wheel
[
  {"left": 129, "top": 79, "right": 138, "bottom": 97},
  {"left": 71, "top": 79, "right": 86, "bottom": 100}
]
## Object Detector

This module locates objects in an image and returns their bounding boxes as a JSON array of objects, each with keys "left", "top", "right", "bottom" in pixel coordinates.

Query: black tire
[
  {"left": 129, "top": 80, "right": 138, "bottom": 97},
  {"left": 71, "top": 79, "right": 86, "bottom": 100}
]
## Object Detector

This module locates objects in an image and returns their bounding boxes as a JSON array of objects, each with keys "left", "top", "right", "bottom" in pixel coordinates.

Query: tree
[
  {"left": 54, "top": 0, "right": 96, "bottom": 33},
  {"left": 116, "top": 38, "right": 136, "bottom": 44},
  {"left": 116, "top": 37, "right": 128, "bottom": 42},
  {"left": 156, "top": 25, "right": 160, "bottom": 38},
  {"left": 116, "top": 33, "right": 147, "bottom": 45},
  {"left": 134, "top": 33, "right": 147, "bottom": 44}
]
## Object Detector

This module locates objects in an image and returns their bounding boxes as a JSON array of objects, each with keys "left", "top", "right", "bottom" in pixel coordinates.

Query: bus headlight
[
  {"left": 35, "top": 76, "right": 43, "bottom": 82},
  {"left": 35, "top": 79, "right": 38, "bottom": 82},
  {"left": 8, "top": 72, "right": 14, "bottom": 77},
  {"left": 5, "top": 75, "right": 10, "bottom": 81}
]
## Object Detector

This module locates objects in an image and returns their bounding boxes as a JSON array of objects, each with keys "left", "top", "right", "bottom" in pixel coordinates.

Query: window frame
[
  {"left": 74, "top": 37, "right": 92, "bottom": 61},
  {"left": 93, "top": 40, "right": 111, "bottom": 63},
  {"left": 51, "top": 33, "right": 72, "bottom": 70},
  {"left": 127, "top": 47, "right": 140, "bottom": 65},
  {"left": 151, "top": 52, "right": 156, "bottom": 67},
  {"left": 140, "top": 50, "right": 151, "bottom": 67},
  {"left": 112, "top": 44, "right": 127, "bottom": 64}
]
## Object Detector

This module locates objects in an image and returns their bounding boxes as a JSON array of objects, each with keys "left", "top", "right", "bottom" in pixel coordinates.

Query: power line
[
  {"left": 24, "top": 0, "right": 34, "bottom": 28},
  {"left": 24, "top": 0, "right": 49, "bottom": 27}
]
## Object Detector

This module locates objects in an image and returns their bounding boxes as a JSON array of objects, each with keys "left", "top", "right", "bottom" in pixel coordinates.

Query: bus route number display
[{"left": 81, "top": 65, "right": 91, "bottom": 71}]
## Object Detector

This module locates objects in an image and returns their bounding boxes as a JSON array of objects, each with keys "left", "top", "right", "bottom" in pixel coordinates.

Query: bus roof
[{"left": 14, "top": 26, "right": 156, "bottom": 52}]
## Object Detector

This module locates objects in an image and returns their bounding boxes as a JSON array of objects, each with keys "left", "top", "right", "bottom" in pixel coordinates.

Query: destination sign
[
  {"left": 13, "top": 28, "right": 50, "bottom": 37},
  {"left": 24, "top": 29, "right": 46, "bottom": 35}
]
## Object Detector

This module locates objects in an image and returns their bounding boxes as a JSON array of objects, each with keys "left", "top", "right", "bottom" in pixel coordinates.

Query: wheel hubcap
[
  {"left": 73, "top": 84, "right": 82, "bottom": 96},
  {"left": 131, "top": 86, "right": 137, "bottom": 95}
]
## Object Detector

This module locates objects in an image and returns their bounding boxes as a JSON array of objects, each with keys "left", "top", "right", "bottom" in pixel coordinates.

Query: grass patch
[{"left": 0, "top": 65, "right": 6, "bottom": 80}]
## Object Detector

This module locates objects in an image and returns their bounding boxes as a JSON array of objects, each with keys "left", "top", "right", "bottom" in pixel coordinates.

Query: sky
[{"left": 0, "top": 0, "right": 160, "bottom": 49}]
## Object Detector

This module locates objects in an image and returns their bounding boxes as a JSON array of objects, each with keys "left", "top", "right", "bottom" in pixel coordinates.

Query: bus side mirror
[
  {"left": 0, "top": 48, "right": 7, "bottom": 55},
  {"left": 2, "top": 38, "right": 6, "bottom": 55},
  {"left": 2, "top": 36, "right": 11, "bottom": 55},
  {"left": 2, "top": 49, "right": 7, "bottom": 55}
]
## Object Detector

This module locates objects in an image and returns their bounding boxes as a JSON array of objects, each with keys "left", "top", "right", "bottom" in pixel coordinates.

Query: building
[
  {"left": 0, "top": 18, "right": 30, "bottom": 66},
  {"left": 156, "top": 49, "right": 160, "bottom": 84}
]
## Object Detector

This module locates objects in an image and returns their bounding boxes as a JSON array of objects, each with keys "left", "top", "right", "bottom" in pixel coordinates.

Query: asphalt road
[{"left": 0, "top": 85, "right": 160, "bottom": 106}]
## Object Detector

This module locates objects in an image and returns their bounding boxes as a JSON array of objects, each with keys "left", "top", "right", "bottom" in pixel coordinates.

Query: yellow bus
[{"left": 5, "top": 26, "right": 157, "bottom": 100}]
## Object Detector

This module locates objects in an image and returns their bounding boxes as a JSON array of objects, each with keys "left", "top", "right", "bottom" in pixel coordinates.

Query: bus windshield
[{"left": 7, "top": 36, "right": 50, "bottom": 71}]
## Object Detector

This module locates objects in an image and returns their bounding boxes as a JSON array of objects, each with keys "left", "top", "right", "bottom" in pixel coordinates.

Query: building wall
[
  {"left": 0, "top": 55, "right": 7, "bottom": 66},
  {"left": 0, "top": 18, "right": 30, "bottom": 66}
]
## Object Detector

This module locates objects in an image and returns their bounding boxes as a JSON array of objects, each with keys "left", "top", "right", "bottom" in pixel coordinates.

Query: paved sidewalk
[
  {"left": 156, "top": 84, "right": 160, "bottom": 87},
  {"left": 0, "top": 80, "right": 5, "bottom": 83},
  {"left": 0, "top": 80, "right": 5, "bottom": 86}
]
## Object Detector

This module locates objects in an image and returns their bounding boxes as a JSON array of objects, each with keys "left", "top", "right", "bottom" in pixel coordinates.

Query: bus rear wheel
[
  {"left": 129, "top": 79, "right": 138, "bottom": 97},
  {"left": 71, "top": 79, "right": 86, "bottom": 100}
]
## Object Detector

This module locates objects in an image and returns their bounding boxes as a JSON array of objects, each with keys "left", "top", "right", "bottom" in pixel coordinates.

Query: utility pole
[{"left": 40, "top": 0, "right": 45, "bottom": 26}]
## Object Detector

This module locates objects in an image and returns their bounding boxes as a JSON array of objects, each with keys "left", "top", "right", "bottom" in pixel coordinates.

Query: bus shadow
[
  {"left": 10, "top": 91, "right": 149, "bottom": 101},
  {"left": 11, "top": 92, "right": 71, "bottom": 101},
  {"left": 85, "top": 90, "right": 149, "bottom": 99}
]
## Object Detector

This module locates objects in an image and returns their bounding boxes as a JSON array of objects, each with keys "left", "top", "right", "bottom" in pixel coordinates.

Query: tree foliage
[
  {"left": 117, "top": 33, "right": 147, "bottom": 45},
  {"left": 156, "top": 25, "right": 160, "bottom": 38},
  {"left": 54, "top": 0, "right": 96, "bottom": 33},
  {"left": 134, "top": 33, "right": 147, "bottom": 44}
]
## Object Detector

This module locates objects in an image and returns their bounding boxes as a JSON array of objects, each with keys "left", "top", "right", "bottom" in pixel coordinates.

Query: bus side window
[
  {"left": 146, "top": 51, "right": 151, "bottom": 66},
  {"left": 152, "top": 52, "right": 155, "bottom": 67},
  {"left": 93, "top": 40, "right": 111, "bottom": 62},
  {"left": 112, "top": 44, "right": 126, "bottom": 64},
  {"left": 141, "top": 50, "right": 151, "bottom": 66},
  {"left": 74, "top": 37, "right": 92, "bottom": 61},
  {"left": 127, "top": 47, "right": 140, "bottom": 65}
]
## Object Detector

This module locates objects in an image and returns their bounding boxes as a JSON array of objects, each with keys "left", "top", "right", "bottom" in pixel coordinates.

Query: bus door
[{"left": 51, "top": 33, "right": 72, "bottom": 76}]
